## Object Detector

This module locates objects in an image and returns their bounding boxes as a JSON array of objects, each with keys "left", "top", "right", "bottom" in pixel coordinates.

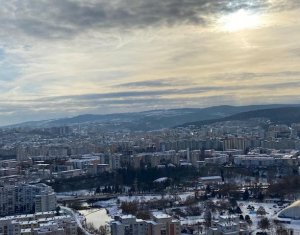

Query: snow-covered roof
[
  {"left": 152, "top": 211, "right": 171, "bottom": 219},
  {"left": 277, "top": 200, "right": 300, "bottom": 220},
  {"left": 200, "top": 176, "right": 222, "bottom": 181},
  {"left": 153, "top": 177, "right": 168, "bottom": 183}
]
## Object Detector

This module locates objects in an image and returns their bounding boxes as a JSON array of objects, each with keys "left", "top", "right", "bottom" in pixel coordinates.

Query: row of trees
[
  {"left": 206, "top": 183, "right": 265, "bottom": 202},
  {"left": 268, "top": 175, "right": 300, "bottom": 199},
  {"left": 50, "top": 165, "right": 199, "bottom": 192}
]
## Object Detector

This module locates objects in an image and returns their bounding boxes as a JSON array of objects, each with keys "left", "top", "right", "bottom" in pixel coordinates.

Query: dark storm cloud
[{"left": 0, "top": 0, "right": 271, "bottom": 39}]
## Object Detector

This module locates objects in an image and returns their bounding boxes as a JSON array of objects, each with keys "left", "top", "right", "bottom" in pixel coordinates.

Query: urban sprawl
[{"left": 0, "top": 118, "right": 300, "bottom": 235}]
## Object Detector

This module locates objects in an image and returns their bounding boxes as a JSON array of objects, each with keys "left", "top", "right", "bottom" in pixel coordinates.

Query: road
[{"left": 61, "top": 206, "right": 94, "bottom": 235}]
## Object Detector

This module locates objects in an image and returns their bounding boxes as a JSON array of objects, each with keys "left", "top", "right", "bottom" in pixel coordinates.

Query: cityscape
[
  {"left": 0, "top": 104, "right": 300, "bottom": 234},
  {"left": 1, "top": 0, "right": 300, "bottom": 235}
]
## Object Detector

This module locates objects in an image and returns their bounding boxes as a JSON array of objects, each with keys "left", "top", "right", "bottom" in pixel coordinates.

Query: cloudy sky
[{"left": 0, "top": 0, "right": 300, "bottom": 125}]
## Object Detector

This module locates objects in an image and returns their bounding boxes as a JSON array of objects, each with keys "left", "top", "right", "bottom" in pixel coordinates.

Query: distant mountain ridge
[
  {"left": 180, "top": 106, "right": 300, "bottom": 127},
  {"left": 5, "top": 104, "right": 300, "bottom": 131}
]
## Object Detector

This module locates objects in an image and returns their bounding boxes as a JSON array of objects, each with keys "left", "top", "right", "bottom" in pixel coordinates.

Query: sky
[{"left": 0, "top": 0, "right": 300, "bottom": 125}]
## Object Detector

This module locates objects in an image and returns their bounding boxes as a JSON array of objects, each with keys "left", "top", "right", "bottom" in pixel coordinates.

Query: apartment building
[
  {"left": 0, "top": 212, "right": 77, "bottom": 235},
  {"left": 233, "top": 154, "right": 298, "bottom": 167},
  {"left": 111, "top": 212, "right": 180, "bottom": 235},
  {"left": 208, "top": 215, "right": 249, "bottom": 235},
  {"left": 0, "top": 183, "right": 56, "bottom": 216}
]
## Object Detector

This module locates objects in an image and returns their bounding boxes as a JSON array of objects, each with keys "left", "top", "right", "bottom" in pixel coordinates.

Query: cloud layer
[
  {"left": 0, "top": 0, "right": 300, "bottom": 125},
  {"left": 0, "top": 0, "right": 271, "bottom": 39}
]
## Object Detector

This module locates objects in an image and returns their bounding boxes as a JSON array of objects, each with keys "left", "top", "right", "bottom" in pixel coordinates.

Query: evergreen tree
[
  {"left": 95, "top": 186, "right": 101, "bottom": 194},
  {"left": 258, "top": 217, "right": 270, "bottom": 231},
  {"left": 243, "top": 189, "right": 250, "bottom": 200}
]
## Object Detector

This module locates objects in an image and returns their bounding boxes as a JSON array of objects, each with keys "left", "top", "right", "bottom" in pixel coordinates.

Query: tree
[
  {"left": 205, "top": 200, "right": 216, "bottom": 213},
  {"left": 206, "top": 185, "right": 211, "bottom": 193},
  {"left": 204, "top": 209, "right": 212, "bottom": 228},
  {"left": 77, "top": 227, "right": 85, "bottom": 235},
  {"left": 69, "top": 201, "right": 83, "bottom": 210},
  {"left": 136, "top": 210, "right": 151, "bottom": 220},
  {"left": 245, "top": 215, "right": 252, "bottom": 226},
  {"left": 229, "top": 197, "right": 237, "bottom": 207},
  {"left": 186, "top": 206, "right": 203, "bottom": 216},
  {"left": 256, "top": 206, "right": 267, "bottom": 216},
  {"left": 86, "top": 222, "right": 98, "bottom": 234},
  {"left": 243, "top": 189, "right": 250, "bottom": 200},
  {"left": 102, "top": 186, "right": 108, "bottom": 193},
  {"left": 95, "top": 186, "right": 101, "bottom": 194},
  {"left": 257, "top": 191, "right": 264, "bottom": 201},
  {"left": 219, "top": 184, "right": 236, "bottom": 197},
  {"left": 220, "top": 169, "right": 225, "bottom": 182},
  {"left": 235, "top": 206, "right": 242, "bottom": 214},
  {"left": 268, "top": 176, "right": 300, "bottom": 199},
  {"left": 258, "top": 217, "right": 270, "bottom": 231},
  {"left": 113, "top": 183, "right": 120, "bottom": 193},
  {"left": 215, "top": 200, "right": 231, "bottom": 213},
  {"left": 276, "top": 225, "right": 288, "bottom": 235},
  {"left": 55, "top": 206, "right": 61, "bottom": 216},
  {"left": 99, "top": 226, "right": 107, "bottom": 235},
  {"left": 121, "top": 201, "right": 138, "bottom": 215}
]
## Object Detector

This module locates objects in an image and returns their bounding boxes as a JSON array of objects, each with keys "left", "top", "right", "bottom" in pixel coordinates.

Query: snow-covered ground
[
  {"left": 116, "top": 192, "right": 195, "bottom": 203},
  {"left": 59, "top": 189, "right": 293, "bottom": 233},
  {"left": 92, "top": 192, "right": 195, "bottom": 218},
  {"left": 94, "top": 199, "right": 119, "bottom": 217},
  {"left": 238, "top": 201, "right": 289, "bottom": 231},
  {"left": 181, "top": 216, "right": 204, "bottom": 225},
  {"left": 57, "top": 189, "right": 94, "bottom": 197},
  {"left": 61, "top": 206, "right": 93, "bottom": 235}
]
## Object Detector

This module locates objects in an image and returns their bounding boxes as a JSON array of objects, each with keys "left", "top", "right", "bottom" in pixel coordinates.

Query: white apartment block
[
  {"left": 233, "top": 154, "right": 298, "bottom": 167},
  {"left": 0, "top": 212, "right": 77, "bottom": 235},
  {"left": 0, "top": 183, "right": 56, "bottom": 216},
  {"left": 208, "top": 215, "right": 249, "bottom": 235},
  {"left": 67, "top": 156, "right": 100, "bottom": 169},
  {"left": 111, "top": 212, "right": 180, "bottom": 235},
  {"left": 130, "top": 152, "right": 180, "bottom": 169},
  {"left": 204, "top": 154, "right": 229, "bottom": 165},
  {"left": 233, "top": 155, "right": 274, "bottom": 167}
]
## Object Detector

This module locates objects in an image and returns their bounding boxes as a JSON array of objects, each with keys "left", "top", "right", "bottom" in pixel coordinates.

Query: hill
[
  {"left": 180, "top": 106, "right": 300, "bottom": 127},
  {"left": 6, "top": 104, "right": 300, "bottom": 131}
]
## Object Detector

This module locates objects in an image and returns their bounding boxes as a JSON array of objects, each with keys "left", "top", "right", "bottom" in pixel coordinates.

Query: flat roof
[{"left": 200, "top": 176, "right": 222, "bottom": 180}]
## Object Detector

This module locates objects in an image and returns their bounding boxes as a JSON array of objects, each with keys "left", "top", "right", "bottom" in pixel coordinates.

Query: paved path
[{"left": 61, "top": 206, "right": 93, "bottom": 235}]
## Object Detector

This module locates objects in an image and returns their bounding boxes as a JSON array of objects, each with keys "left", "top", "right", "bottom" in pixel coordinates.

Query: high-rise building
[{"left": 0, "top": 183, "right": 57, "bottom": 216}]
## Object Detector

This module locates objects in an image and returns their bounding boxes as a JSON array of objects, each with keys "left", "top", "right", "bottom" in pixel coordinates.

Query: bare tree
[
  {"left": 204, "top": 209, "right": 212, "bottom": 228},
  {"left": 99, "top": 225, "right": 107, "bottom": 235}
]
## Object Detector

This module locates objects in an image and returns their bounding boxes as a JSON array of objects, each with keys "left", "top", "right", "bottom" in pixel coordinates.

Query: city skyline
[{"left": 1, "top": 0, "right": 300, "bottom": 125}]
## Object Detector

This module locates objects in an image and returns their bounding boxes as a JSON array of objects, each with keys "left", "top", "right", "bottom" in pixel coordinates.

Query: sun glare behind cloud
[{"left": 219, "top": 9, "right": 263, "bottom": 32}]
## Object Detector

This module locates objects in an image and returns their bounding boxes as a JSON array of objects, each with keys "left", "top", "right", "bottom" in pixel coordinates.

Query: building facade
[
  {"left": 0, "top": 183, "right": 56, "bottom": 216},
  {"left": 111, "top": 212, "right": 181, "bottom": 235}
]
